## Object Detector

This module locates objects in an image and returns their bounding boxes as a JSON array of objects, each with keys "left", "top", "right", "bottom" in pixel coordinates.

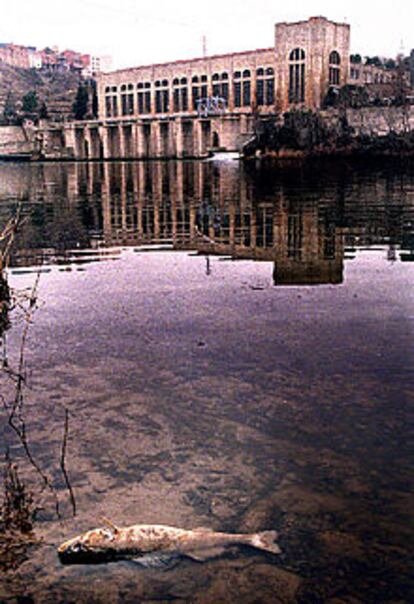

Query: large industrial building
[{"left": 64, "top": 16, "right": 351, "bottom": 159}]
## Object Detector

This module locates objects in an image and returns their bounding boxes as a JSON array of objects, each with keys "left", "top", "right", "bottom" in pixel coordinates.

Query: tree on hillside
[
  {"left": 90, "top": 80, "right": 98, "bottom": 118},
  {"left": 365, "top": 56, "right": 383, "bottom": 67},
  {"left": 385, "top": 59, "right": 397, "bottom": 70},
  {"left": 72, "top": 84, "right": 89, "bottom": 120},
  {"left": 22, "top": 90, "right": 39, "bottom": 114},
  {"left": 39, "top": 101, "right": 48, "bottom": 119},
  {"left": 2, "top": 91, "right": 17, "bottom": 124}
]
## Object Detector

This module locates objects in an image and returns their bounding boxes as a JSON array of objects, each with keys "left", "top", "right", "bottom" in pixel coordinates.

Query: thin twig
[{"left": 60, "top": 408, "right": 77, "bottom": 517}]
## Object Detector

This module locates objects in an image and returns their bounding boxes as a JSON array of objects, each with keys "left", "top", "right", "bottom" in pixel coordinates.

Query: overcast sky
[{"left": 2, "top": 0, "right": 413, "bottom": 69}]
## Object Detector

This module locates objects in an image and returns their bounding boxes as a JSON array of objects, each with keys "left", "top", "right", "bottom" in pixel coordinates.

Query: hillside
[{"left": 0, "top": 62, "right": 83, "bottom": 121}]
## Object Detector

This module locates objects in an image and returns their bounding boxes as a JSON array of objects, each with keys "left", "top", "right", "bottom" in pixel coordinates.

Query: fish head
[{"left": 58, "top": 526, "right": 118, "bottom": 564}]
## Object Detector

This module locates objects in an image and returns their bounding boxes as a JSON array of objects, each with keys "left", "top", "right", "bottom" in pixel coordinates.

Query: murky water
[{"left": 0, "top": 159, "right": 413, "bottom": 603}]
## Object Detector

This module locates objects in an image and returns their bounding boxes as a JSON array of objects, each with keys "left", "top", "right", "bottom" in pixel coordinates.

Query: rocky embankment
[{"left": 244, "top": 109, "right": 414, "bottom": 159}]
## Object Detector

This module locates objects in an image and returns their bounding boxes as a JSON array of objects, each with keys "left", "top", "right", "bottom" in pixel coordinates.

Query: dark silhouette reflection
[{"left": 1, "top": 160, "right": 413, "bottom": 283}]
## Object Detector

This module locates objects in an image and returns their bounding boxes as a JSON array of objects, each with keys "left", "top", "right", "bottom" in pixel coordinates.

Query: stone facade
[
  {"left": 274, "top": 17, "right": 350, "bottom": 111},
  {"left": 4, "top": 16, "right": 350, "bottom": 161},
  {"left": 97, "top": 16, "right": 350, "bottom": 121},
  {"left": 68, "top": 16, "right": 350, "bottom": 159}
]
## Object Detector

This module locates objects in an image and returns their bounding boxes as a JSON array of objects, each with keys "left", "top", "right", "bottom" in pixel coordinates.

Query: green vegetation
[
  {"left": 244, "top": 109, "right": 414, "bottom": 159},
  {"left": 39, "top": 101, "right": 48, "bottom": 119},
  {"left": 22, "top": 90, "right": 38, "bottom": 114},
  {"left": 72, "top": 83, "right": 89, "bottom": 120},
  {"left": 2, "top": 91, "right": 18, "bottom": 124},
  {"left": 246, "top": 110, "right": 353, "bottom": 157},
  {"left": 0, "top": 62, "right": 88, "bottom": 122},
  {"left": 365, "top": 56, "right": 383, "bottom": 67}
]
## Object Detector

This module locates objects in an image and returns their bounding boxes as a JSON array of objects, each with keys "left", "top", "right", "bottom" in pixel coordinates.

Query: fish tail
[{"left": 250, "top": 530, "right": 281, "bottom": 554}]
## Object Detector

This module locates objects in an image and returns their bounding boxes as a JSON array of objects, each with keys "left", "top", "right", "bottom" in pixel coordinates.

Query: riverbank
[
  {"left": 243, "top": 109, "right": 414, "bottom": 160},
  {"left": 0, "top": 106, "right": 413, "bottom": 162}
]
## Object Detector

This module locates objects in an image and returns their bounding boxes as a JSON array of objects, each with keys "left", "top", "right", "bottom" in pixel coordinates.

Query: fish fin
[
  {"left": 250, "top": 530, "right": 281, "bottom": 555},
  {"left": 186, "top": 546, "right": 227, "bottom": 561},
  {"left": 130, "top": 553, "right": 179, "bottom": 569},
  {"left": 101, "top": 517, "right": 120, "bottom": 534}
]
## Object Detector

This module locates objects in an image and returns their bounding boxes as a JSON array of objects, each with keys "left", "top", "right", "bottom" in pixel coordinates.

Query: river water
[{"left": 0, "top": 159, "right": 413, "bottom": 603}]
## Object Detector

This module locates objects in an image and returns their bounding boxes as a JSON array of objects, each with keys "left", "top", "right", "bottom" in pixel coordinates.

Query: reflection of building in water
[
  {"left": 272, "top": 200, "right": 343, "bottom": 285},
  {"left": 5, "top": 161, "right": 413, "bottom": 279},
  {"left": 100, "top": 162, "right": 198, "bottom": 246},
  {"left": 97, "top": 161, "right": 344, "bottom": 285}
]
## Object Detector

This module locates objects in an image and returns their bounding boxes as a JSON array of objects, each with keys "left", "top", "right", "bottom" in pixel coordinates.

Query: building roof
[{"left": 103, "top": 47, "right": 275, "bottom": 76}]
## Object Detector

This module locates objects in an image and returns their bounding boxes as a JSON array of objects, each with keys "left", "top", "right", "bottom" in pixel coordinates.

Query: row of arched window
[
  {"left": 104, "top": 51, "right": 342, "bottom": 117},
  {"left": 104, "top": 67, "right": 276, "bottom": 117},
  {"left": 104, "top": 68, "right": 276, "bottom": 96}
]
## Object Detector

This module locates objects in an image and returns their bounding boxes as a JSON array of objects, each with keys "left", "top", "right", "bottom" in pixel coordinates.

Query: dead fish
[{"left": 58, "top": 518, "right": 281, "bottom": 566}]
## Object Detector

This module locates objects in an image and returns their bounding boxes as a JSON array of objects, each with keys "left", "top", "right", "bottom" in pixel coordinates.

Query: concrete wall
[
  {"left": 344, "top": 107, "right": 414, "bottom": 136},
  {"left": 0, "top": 125, "right": 36, "bottom": 156},
  {"left": 34, "top": 105, "right": 414, "bottom": 161}
]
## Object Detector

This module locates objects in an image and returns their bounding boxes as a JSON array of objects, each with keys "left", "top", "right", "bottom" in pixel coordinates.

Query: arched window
[
  {"left": 155, "top": 80, "right": 169, "bottom": 113},
  {"left": 289, "top": 48, "right": 305, "bottom": 62},
  {"left": 329, "top": 51, "right": 341, "bottom": 65},
  {"left": 289, "top": 48, "right": 305, "bottom": 103},
  {"left": 234, "top": 69, "right": 251, "bottom": 108},
  {"left": 173, "top": 77, "right": 188, "bottom": 112},
  {"left": 212, "top": 72, "right": 229, "bottom": 104},
  {"left": 329, "top": 51, "right": 341, "bottom": 86},
  {"left": 137, "top": 82, "right": 151, "bottom": 114},
  {"left": 256, "top": 66, "right": 275, "bottom": 107},
  {"left": 192, "top": 75, "right": 208, "bottom": 110},
  {"left": 120, "top": 84, "right": 133, "bottom": 115},
  {"left": 105, "top": 88, "right": 118, "bottom": 117}
]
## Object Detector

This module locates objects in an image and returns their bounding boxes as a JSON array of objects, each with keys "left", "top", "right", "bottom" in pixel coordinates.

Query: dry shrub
[{"left": 0, "top": 452, "right": 38, "bottom": 571}]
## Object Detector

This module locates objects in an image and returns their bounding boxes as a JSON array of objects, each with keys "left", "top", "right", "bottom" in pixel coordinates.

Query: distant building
[
  {"left": 28, "top": 47, "right": 42, "bottom": 69},
  {"left": 82, "top": 55, "right": 113, "bottom": 77},
  {"left": 0, "top": 43, "right": 30, "bottom": 68},
  {"left": 40, "top": 47, "right": 59, "bottom": 70},
  {"left": 349, "top": 60, "right": 394, "bottom": 86},
  {"left": 410, "top": 50, "right": 414, "bottom": 88},
  {"left": 60, "top": 49, "right": 89, "bottom": 72}
]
